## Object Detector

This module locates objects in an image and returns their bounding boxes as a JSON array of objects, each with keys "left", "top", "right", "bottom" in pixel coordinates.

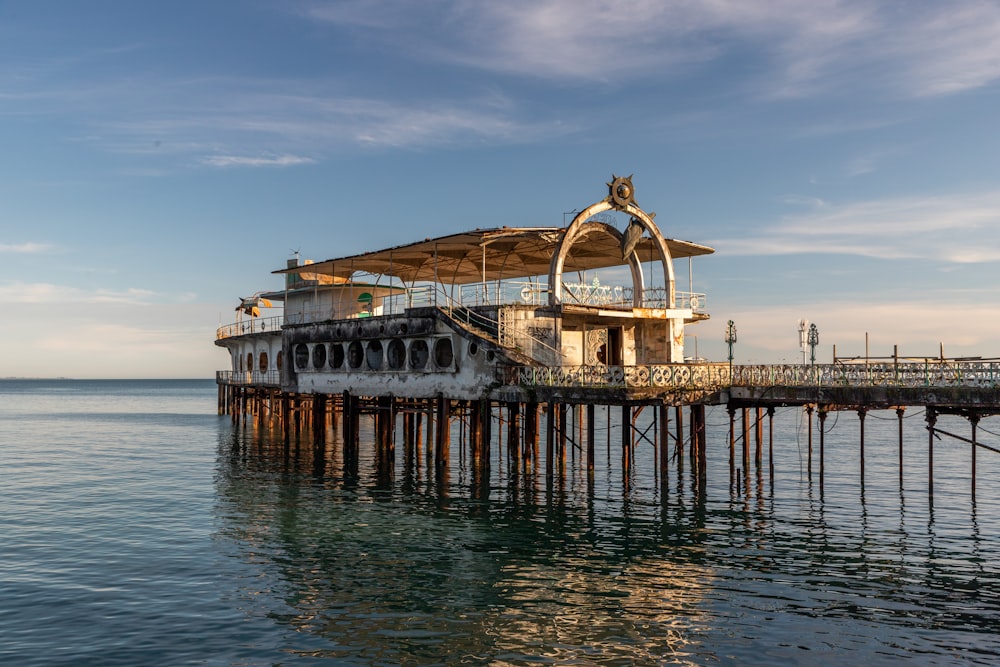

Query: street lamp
[
  {"left": 725, "top": 320, "right": 737, "bottom": 378},
  {"left": 798, "top": 319, "right": 809, "bottom": 364},
  {"left": 808, "top": 323, "right": 819, "bottom": 365}
]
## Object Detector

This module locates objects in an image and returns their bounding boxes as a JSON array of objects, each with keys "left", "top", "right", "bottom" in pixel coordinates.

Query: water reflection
[{"left": 216, "top": 411, "right": 1000, "bottom": 665}]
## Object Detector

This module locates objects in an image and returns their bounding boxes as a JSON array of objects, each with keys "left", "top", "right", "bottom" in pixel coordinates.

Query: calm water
[{"left": 2, "top": 379, "right": 1000, "bottom": 666}]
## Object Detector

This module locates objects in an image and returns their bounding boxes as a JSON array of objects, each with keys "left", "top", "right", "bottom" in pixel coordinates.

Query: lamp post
[
  {"left": 725, "top": 320, "right": 737, "bottom": 380},
  {"left": 798, "top": 319, "right": 809, "bottom": 364},
  {"left": 808, "top": 323, "right": 819, "bottom": 365}
]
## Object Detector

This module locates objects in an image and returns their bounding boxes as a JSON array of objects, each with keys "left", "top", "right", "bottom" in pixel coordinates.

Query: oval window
[
  {"left": 366, "top": 340, "right": 383, "bottom": 370},
  {"left": 409, "top": 339, "right": 429, "bottom": 370},
  {"left": 387, "top": 339, "right": 405, "bottom": 369},
  {"left": 294, "top": 343, "right": 309, "bottom": 369},
  {"left": 330, "top": 343, "right": 344, "bottom": 369},
  {"left": 312, "top": 344, "right": 327, "bottom": 369},
  {"left": 433, "top": 338, "right": 454, "bottom": 369},
  {"left": 348, "top": 340, "right": 364, "bottom": 369},
  {"left": 259, "top": 351, "right": 268, "bottom": 372}
]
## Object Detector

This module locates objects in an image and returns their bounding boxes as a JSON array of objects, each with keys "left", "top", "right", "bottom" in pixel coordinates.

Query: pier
[{"left": 215, "top": 176, "right": 998, "bottom": 502}]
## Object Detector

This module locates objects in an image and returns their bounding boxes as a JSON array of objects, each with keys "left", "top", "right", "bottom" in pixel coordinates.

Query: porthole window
[
  {"left": 259, "top": 351, "right": 268, "bottom": 372},
  {"left": 312, "top": 343, "right": 327, "bottom": 369},
  {"left": 409, "top": 339, "right": 429, "bottom": 370},
  {"left": 387, "top": 339, "right": 405, "bottom": 369},
  {"left": 330, "top": 343, "right": 344, "bottom": 369},
  {"left": 468, "top": 342, "right": 479, "bottom": 357},
  {"left": 348, "top": 340, "right": 364, "bottom": 369},
  {"left": 366, "top": 340, "right": 384, "bottom": 370},
  {"left": 294, "top": 343, "right": 309, "bottom": 369},
  {"left": 433, "top": 337, "right": 454, "bottom": 369},
  {"left": 486, "top": 350, "right": 495, "bottom": 362}
]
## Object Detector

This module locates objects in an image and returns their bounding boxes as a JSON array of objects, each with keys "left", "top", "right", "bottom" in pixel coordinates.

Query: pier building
[{"left": 216, "top": 176, "right": 1000, "bottom": 499}]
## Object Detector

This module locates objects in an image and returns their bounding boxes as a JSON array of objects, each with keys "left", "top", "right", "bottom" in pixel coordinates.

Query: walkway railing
[
  {"left": 216, "top": 316, "right": 283, "bottom": 340},
  {"left": 514, "top": 361, "right": 1000, "bottom": 390},
  {"left": 217, "top": 370, "right": 281, "bottom": 387}
]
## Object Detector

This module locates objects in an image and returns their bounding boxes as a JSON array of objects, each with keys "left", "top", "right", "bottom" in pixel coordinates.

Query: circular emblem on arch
[{"left": 608, "top": 174, "right": 636, "bottom": 209}]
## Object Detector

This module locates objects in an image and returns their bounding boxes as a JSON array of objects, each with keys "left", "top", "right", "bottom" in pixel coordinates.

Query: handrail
[
  {"left": 216, "top": 370, "right": 281, "bottom": 387},
  {"left": 216, "top": 316, "right": 283, "bottom": 340},
  {"left": 513, "top": 361, "right": 1000, "bottom": 390}
]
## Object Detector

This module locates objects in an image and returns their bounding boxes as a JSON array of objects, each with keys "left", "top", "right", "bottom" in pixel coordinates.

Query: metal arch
[{"left": 547, "top": 199, "right": 676, "bottom": 308}]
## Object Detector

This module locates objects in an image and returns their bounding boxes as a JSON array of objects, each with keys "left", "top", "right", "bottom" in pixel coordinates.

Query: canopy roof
[{"left": 274, "top": 226, "right": 714, "bottom": 286}]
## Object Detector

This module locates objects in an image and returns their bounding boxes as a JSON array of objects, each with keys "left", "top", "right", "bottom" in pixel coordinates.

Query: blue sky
[{"left": 3, "top": 0, "right": 1000, "bottom": 378}]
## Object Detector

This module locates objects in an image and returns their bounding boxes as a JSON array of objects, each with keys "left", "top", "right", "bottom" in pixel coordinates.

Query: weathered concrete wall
[{"left": 282, "top": 312, "right": 508, "bottom": 400}]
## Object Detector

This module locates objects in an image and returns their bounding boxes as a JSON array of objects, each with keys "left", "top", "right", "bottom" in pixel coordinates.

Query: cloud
[
  {"left": 303, "top": 0, "right": 1000, "bottom": 97},
  {"left": 0, "top": 242, "right": 50, "bottom": 253},
  {"left": 200, "top": 154, "right": 316, "bottom": 168},
  {"left": 7, "top": 282, "right": 161, "bottom": 305},
  {"left": 711, "top": 190, "right": 1000, "bottom": 263}
]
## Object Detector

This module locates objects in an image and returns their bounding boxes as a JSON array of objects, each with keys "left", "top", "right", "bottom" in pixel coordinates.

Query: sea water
[{"left": 2, "top": 379, "right": 999, "bottom": 666}]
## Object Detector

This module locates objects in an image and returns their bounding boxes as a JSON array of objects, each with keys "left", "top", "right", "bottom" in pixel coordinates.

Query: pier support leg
[
  {"left": 588, "top": 404, "right": 597, "bottom": 478},
  {"left": 767, "top": 406, "right": 775, "bottom": 486},
  {"left": 728, "top": 405, "right": 735, "bottom": 484},
  {"left": 926, "top": 408, "right": 936, "bottom": 499},
  {"left": 971, "top": 414, "right": 979, "bottom": 501},
  {"left": 806, "top": 405, "right": 814, "bottom": 480},
  {"left": 546, "top": 402, "right": 555, "bottom": 485},
  {"left": 658, "top": 404, "right": 669, "bottom": 489},
  {"left": 435, "top": 394, "right": 450, "bottom": 486},
  {"left": 897, "top": 407, "right": 905, "bottom": 489},
  {"left": 622, "top": 404, "right": 632, "bottom": 483},
  {"left": 858, "top": 408, "right": 868, "bottom": 483},
  {"left": 818, "top": 408, "right": 827, "bottom": 494}
]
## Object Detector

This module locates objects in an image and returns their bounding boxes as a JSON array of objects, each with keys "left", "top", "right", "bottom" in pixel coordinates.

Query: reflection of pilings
[{"left": 897, "top": 407, "right": 905, "bottom": 488}]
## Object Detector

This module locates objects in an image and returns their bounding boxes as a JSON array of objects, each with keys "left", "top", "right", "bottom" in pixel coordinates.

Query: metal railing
[
  {"left": 216, "top": 316, "right": 283, "bottom": 340},
  {"left": 216, "top": 370, "right": 281, "bottom": 387},
  {"left": 514, "top": 363, "right": 732, "bottom": 389},
  {"left": 216, "top": 282, "right": 708, "bottom": 340},
  {"left": 734, "top": 361, "right": 1000, "bottom": 389},
  {"left": 514, "top": 361, "right": 1000, "bottom": 390}
]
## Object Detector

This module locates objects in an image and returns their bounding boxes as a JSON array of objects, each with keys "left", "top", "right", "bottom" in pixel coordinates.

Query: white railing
[{"left": 216, "top": 316, "right": 283, "bottom": 340}]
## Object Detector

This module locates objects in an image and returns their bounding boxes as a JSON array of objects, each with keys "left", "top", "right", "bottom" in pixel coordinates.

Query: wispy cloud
[
  {"left": 8, "top": 282, "right": 161, "bottom": 305},
  {"left": 200, "top": 154, "right": 316, "bottom": 168},
  {"left": 711, "top": 190, "right": 1000, "bottom": 263},
  {"left": 304, "top": 0, "right": 1000, "bottom": 97},
  {"left": 0, "top": 242, "right": 50, "bottom": 253}
]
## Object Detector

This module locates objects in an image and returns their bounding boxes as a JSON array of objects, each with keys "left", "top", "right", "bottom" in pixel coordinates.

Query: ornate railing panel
[
  {"left": 514, "top": 363, "right": 732, "bottom": 389},
  {"left": 512, "top": 362, "right": 1000, "bottom": 391}
]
